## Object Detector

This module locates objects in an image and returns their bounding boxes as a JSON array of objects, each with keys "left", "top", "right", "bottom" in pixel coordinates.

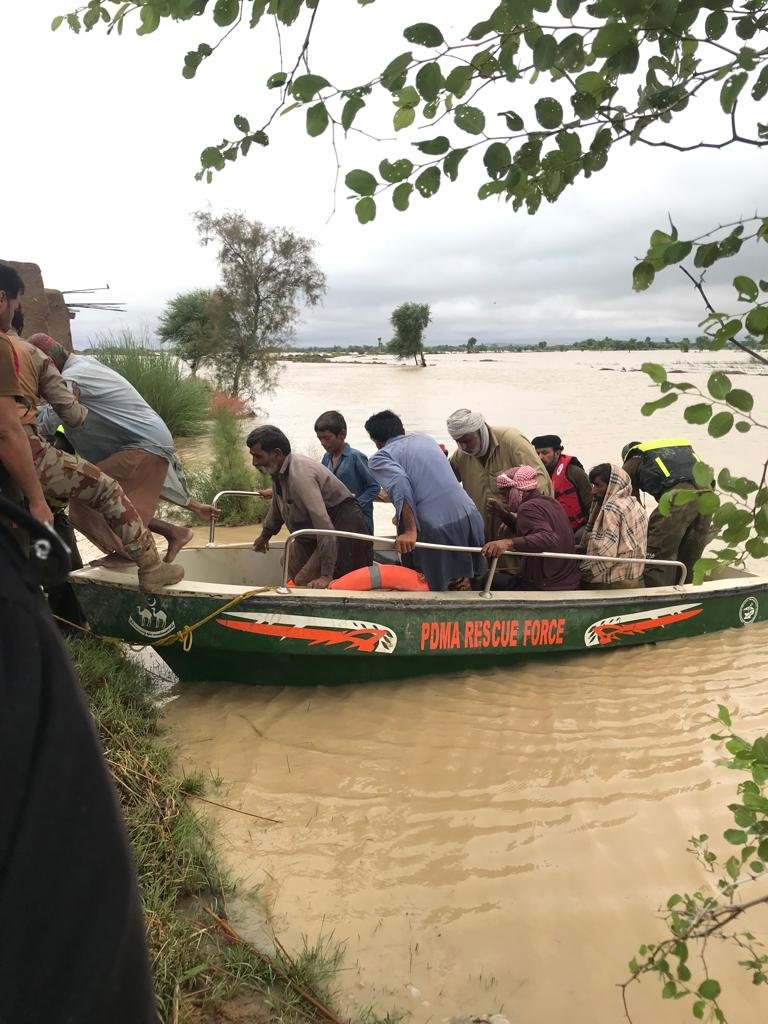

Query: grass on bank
[
  {"left": 68, "top": 635, "right": 397, "bottom": 1024},
  {"left": 90, "top": 328, "right": 211, "bottom": 438}
]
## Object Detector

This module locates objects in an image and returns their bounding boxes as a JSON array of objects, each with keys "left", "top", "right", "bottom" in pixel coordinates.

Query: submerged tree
[
  {"left": 388, "top": 302, "right": 431, "bottom": 367},
  {"left": 193, "top": 211, "right": 326, "bottom": 397},
  {"left": 467, "top": 336, "right": 478, "bottom": 353},
  {"left": 156, "top": 288, "right": 227, "bottom": 375}
]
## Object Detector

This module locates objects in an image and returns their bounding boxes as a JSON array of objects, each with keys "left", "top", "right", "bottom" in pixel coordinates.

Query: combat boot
[{"left": 137, "top": 551, "right": 184, "bottom": 591}]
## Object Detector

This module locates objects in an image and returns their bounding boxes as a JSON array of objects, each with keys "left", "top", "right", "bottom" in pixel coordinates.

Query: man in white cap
[{"left": 446, "top": 408, "right": 551, "bottom": 540}]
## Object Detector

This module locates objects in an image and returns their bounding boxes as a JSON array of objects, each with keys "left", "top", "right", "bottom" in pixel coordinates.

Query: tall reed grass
[
  {"left": 185, "top": 407, "right": 270, "bottom": 526},
  {"left": 90, "top": 328, "right": 211, "bottom": 437}
]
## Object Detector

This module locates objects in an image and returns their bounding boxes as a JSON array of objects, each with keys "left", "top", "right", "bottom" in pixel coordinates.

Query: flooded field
[{"left": 164, "top": 350, "right": 768, "bottom": 1022}]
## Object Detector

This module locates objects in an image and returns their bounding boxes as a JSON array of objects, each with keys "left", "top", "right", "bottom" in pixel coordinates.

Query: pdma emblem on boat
[
  {"left": 129, "top": 597, "right": 176, "bottom": 640},
  {"left": 216, "top": 611, "right": 398, "bottom": 654},
  {"left": 739, "top": 596, "right": 759, "bottom": 625},
  {"left": 584, "top": 603, "right": 704, "bottom": 648}
]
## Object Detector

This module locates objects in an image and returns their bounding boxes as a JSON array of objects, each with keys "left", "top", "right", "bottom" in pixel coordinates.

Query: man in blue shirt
[{"left": 315, "top": 410, "right": 380, "bottom": 534}]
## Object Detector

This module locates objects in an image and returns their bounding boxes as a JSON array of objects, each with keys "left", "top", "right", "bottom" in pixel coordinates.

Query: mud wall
[{"left": 0, "top": 259, "right": 74, "bottom": 350}]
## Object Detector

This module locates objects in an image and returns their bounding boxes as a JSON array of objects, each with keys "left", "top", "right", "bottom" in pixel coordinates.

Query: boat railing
[
  {"left": 208, "top": 490, "right": 268, "bottom": 545},
  {"left": 276, "top": 528, "right": 687, "bottom": 595}
]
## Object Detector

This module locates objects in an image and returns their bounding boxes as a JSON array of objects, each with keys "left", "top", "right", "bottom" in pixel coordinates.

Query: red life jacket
[{"left": 552, "top": 453, "right": 587, "bottom": 531}]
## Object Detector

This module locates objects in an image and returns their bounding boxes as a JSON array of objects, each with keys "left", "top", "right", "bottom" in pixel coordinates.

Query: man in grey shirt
[{"left": 249, "top": 425, "right": 372, "bottom": 588}]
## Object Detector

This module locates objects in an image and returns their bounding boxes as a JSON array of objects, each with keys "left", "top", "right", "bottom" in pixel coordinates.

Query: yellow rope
[
  {"left": 152, "top": 587, "right": 273, "bottom": 652},
  {"left": 53, "top": 586, "right": 274, "bottom": 655}
]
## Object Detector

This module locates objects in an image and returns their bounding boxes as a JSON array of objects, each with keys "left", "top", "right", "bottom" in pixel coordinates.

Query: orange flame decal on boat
[
  {"left": 216, "top": 612, "right": 398, "bottom": 654},
  {"left": 585, "top": 603, "right": 703, "bottom": 648}
]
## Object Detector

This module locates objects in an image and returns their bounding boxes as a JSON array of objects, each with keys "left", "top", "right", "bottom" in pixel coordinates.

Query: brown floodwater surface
[{"left": 165, "top": 353, "right": 768, "bottom": 1021}]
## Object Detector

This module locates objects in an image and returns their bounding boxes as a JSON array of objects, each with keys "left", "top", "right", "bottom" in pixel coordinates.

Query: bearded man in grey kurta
[{"left": 447, "top": 408, "right": 552, "bottom": 541}]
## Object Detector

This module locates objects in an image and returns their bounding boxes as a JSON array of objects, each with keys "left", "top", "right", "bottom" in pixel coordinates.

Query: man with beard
[
  {"left": 446, "top": 408, "right": 551, "bottom": 540},
  {"left": 531, "top": 433, "right": 592, "bottom": 541},
  {"left": 580, "top": 463, "right": 648, "bottom": 589},
  {"left": 249, "top": 424, "right": 371, "bottom": 587}
]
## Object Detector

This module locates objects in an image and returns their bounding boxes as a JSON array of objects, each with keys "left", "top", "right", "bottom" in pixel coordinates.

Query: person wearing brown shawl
[{"left": 581, "top": 464, "right": 648, "bottom": 589}]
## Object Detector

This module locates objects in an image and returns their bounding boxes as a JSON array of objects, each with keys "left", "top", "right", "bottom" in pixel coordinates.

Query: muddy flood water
[{"left": 166, "top": 352, "right": 768, "bottom": 1023}]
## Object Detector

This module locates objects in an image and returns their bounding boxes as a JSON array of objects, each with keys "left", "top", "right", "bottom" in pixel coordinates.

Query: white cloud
[{"left": 5, "top": 2, "right": 765, "bottom": 348}]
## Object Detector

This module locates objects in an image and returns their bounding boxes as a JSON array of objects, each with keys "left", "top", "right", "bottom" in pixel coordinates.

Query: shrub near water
[
  {"left": 186, "top": 407, "right": 270, "bottom": 526},
  {"left": 90, "top": 329, "right": 211, "bottom": 438}
]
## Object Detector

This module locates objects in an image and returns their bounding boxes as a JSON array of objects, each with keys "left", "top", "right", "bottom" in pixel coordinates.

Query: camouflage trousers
[{"left": 29, "top": 435, "right": 155, "bottom": 565}]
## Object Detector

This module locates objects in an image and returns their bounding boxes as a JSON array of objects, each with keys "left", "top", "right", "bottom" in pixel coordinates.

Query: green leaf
[
  {"left": 200, "top": 146, "right": 225, "bottom": 171},
  {"left": 705, "top": 9, "right": 728, "bottom": 40},
  {"left": 727, "top": 388, "right": 754, "bottom": 412},
  {"left": 592, "top": 23, "right": 633, "bottom": 58},
  {"left": 454, "top": 105, "right": 486, "bottom": 135},
  {"left": 633, "top": 262, "right": 655, "bottom": 291},
  {"left": 51, "top": 14, "right": 65, "bottom": 30},
  {"left": 483, "top": 142, "right": 512, "bottom": 179},
  {"left": 392, "top": 182, "right": 413, "bottom": 211},
  {"left": 708, "top": 411, "right": 734, "bottom": 437},
  {"left": 535, "top": 97, "right": 563, "bottom": 129},
  {"left": 698, "top": 979, "right": 722, "bottom": 1000},
  {"left": 414, "top": 135, "right": 450, "bottom": 155},
  {"left": 415, "top": 166, "right": 441, "bottom": 197},
  {"left": 718, "top": 704, "right": 732, "bottom": 727},
  {"left": 736, "top": 421, "right": 752, "bottom": 434},
  {"left": 685, "top": 403, "right": 713, "bottom": 424},
  {"left": 533, "top": 34, "right": 558, "bottom": 70},
  {"left": 137, "top": 4, "right": 160, "bottom": 34},
  {"left": 662, "top": 981, "right": 677, "bottom": 999},
  {"left": 445, "top": 65, "right": 473, "bottom": 97},
  {"left": 403, "top": 22, "right": 444, "bottom": 47},
  {"left": 234, "top": 114, "right": 250, "bottom": 133},
  {"left": 355, "top": 196, "right": 376, "bottom": 224},
  {"left": 267, "top": 71, "right": 287, "bottom": 88},
  {"left": 393, "top": 107, "right": 415, "bottom": 130},
  {"left": 693, "top": 1000, "right": 705, "bottom": 1019},
  {"left": 306, "top": 102, "right": 329, "bottom": 137},
  {"left": 291, "top": 74, "right": 330, "bottom": 101},
  {"left": 378, "top": 158, "right": 413, "bottom": 183},
  {"left": 721, "top": 72, "right": 748, "bottom": 114},
  {"left": 693, "top": 461, "right": 713, "bottom": 488},
  {"left": 745, "top": 306, "right": 768, "bottom": 334},
  {"left": 641, "top": 393, "right": 678, "bottom": 415},
  {"left": 642, "top": 361, "right": 667, "bottom": 383},
  {"left": 381, "top": 51, "right": 412, "bottom": 91},
  {"left": 213, "top": 0, "right": 239, "bottom": 27},
  {"left": 341, "top": 95, "right": 365, "bottom": 132},
  {"left": 734, "top": 275, "right": 759, "bottom": 302},
  {"left": 345, "top": 168, "right": 378, "bottom": 196},
  {"left": 708, "top": 372, "right": 732, "bottom": 399},
  {"left": 416, "top": 62, "right": 443, "bottom": 102},
  {"left": 697, "top": 491, "right": 719, "bottom": 515},
  {"left": 443, "top": 147, "right": 468, "bottom": 181},
  {"left": 723, "top": 829, "right": 746, "bottom": 846},
  {"left": 575, "top": 71, "right": 604, "bottom": 94},
  {"left": 557, "top": 0, "right": 580, "bottom": 16}
]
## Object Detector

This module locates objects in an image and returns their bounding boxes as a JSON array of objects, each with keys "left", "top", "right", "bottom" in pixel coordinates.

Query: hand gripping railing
[
  {"left": 275, "top": 528, "right": 687, "bottom": 595},
  {"left": 207, "top": 490, "right": 267, "bottom": 545}
]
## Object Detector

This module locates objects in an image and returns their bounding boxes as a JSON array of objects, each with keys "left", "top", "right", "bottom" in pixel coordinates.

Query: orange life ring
[{"left": 329, "top": 563, "right": 430, "bottom": 592}]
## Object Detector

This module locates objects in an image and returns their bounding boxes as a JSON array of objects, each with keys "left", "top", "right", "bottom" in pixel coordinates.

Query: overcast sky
[{"left": 5, "top": 2, "right": 765, "bottom": 347}]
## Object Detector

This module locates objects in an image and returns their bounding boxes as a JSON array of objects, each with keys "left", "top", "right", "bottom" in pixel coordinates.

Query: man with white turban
[{"left": 446, "top": 409, "right": 551, "bottom": 541}]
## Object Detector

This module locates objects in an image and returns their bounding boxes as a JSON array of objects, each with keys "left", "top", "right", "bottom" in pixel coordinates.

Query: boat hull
[{"left": 69, "top": 566, "right": 768, "bottom": 685}]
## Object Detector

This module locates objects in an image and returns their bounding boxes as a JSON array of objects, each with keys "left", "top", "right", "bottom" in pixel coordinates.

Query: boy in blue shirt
[{"left": 315, "top": 410, "right": 380, "bottom": 534}]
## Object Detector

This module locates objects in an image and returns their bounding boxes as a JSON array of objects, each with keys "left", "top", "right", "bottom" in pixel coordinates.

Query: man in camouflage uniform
[{"left": 3, "top": 267, "right": 183, "bottom": 590}]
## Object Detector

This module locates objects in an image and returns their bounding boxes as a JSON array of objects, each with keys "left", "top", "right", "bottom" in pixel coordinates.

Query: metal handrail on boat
[
  {"left": 277, "top": 528, "right": 687, "bottom": 594},
  {"left": 207, "top": 490, "right": 268, "bottom": 545}
]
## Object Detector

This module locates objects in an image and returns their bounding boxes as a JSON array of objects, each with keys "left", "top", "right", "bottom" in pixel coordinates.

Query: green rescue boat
[{"left": 69, "top": 530, "right": 768, "bottom": 685}]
